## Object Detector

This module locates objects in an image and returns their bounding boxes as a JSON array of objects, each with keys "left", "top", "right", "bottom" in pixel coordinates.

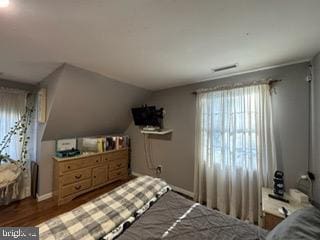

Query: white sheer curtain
[
  {"left": 194, "top": 84, "right": 276, "bottom": 224},
  {"left": 0, "top": 88, "right": 27, "bottom": 160},
  {"left": 0, "top": 87, "right": 34, "bottom": 200}
]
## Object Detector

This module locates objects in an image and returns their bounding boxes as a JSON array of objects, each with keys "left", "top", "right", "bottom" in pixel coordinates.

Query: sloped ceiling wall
[
  {"left": 41, "top": 64, "right": 150, "bottom": 140},
  {"left": 0, "top": 78, "right": 37, "bottom": 91}
]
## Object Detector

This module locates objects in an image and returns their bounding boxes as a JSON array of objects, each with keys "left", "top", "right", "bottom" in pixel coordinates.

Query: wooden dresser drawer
[
  {"left": 109, "top": 159, "right": 128, "bottom": 171},
  {"left": 106, "top": 150, "right": 128, "bottom": 162},
  {"left": 61, "top": 168, "right": 91, "bottom": 186},
  {"left": 60, "top": 160, "right": 82, "bottom": 173},
  {"left": 109, "top": 167, "right": 127, "bottom": 180},
  {"left": 61, "top": 179, "right": 91, "bottom": 198},
  {"left": 101, "top": 154, "right": 109, "bottom": 162},
  {"left": 92, "top": 167, "right": 107, "bottom": 187},
  {"left": 82, "top": 155, "right": 102, "bottom": 167},
  {"left": 60, "top": 156, "right": 101, "bottom": 174}
]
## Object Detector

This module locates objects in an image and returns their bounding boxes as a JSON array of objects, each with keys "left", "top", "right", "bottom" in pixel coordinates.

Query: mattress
[{"left": 117, "top": 191, "right": 268, "bottom": 240}]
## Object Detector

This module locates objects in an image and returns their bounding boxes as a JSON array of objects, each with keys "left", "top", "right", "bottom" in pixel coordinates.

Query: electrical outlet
[{"left": 156, "top": 165, "right": 162, "bottom": 175}]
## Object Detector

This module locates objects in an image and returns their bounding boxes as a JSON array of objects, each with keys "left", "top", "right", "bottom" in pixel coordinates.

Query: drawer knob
[
  {"left": 96, "top": 160, "right": 99, "bottom": 163},
  {"left": 94, "top": 176, "right": 96, "bottom": 179},
  {"left": 75, "top": 174, "right": 82, "bottom": 179},
  {"left": 117, "top": 172, "right": 121, "bottom": 176},
  {"left": 67, "top": 166, "right": 71, "bottom": 169},
  {"left": 75, "top": 185, "right": 81, "bottom": 190},
  {"left": 117, "top": 164, "right": 121, "bottom": 167},
  {"left": 105, "top": 158, "right": 108, "bottom": 161}
]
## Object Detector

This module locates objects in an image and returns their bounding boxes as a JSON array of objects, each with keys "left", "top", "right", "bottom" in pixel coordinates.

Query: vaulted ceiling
[{"left": 0, "top": 0, "right": 320, "bottom": 90}]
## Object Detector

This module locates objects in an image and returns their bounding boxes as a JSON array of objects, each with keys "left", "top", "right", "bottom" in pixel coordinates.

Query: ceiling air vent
[{"left": 212, "top": 63, "right": 238, "bottom": 73}]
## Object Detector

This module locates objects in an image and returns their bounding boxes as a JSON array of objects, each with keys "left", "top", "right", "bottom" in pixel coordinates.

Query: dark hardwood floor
[{"left": 0, "top": 177, "right": 134, "bottom": 227}]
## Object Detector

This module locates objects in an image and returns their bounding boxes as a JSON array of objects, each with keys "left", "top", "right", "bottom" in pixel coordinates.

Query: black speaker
[{"left": 273, "top": 170, "right": 284, "bottom": 197}]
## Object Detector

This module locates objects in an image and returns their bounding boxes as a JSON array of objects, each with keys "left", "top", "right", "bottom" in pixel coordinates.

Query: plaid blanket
[{"left": 38, "top": 176, "right": 170, "bottom": 240}]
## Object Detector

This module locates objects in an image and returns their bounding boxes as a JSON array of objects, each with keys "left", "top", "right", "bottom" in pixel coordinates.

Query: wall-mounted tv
[{"left": 131, "top": 105, "right": 163, "bottom": 128}]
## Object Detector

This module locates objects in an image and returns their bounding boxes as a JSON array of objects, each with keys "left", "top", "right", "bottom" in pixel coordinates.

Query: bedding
[
  {"left": 116, "top": 190, "right": 268, "bottom": 240},
  {"left": 38, "top": 176, "right": 268, "bottom": 240},
  {"left": 37, "top": 176, "right": 170, "bottom": 240},
  {"left": 266, "top": 206, "right": 320, "bottom": 240}
]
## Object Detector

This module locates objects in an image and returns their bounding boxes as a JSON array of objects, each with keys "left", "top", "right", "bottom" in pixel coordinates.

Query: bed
[
  {"left": 38, "top": 176, "right": 320, "bottom": 240},
  {"left": 116, "top": 190, "right": 267, "bottom": 240}
]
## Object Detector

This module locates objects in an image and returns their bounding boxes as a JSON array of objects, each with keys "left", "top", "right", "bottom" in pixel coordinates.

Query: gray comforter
[{"left": 117, "top": 191, "right": 268, "bottom": 240}]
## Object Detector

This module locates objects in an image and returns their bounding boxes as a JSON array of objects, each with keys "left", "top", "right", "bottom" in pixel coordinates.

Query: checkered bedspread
[{"left": 38, "top": 176, "right": 170, "bottom": 240}]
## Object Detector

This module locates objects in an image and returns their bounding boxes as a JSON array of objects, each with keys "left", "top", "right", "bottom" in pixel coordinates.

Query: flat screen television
[{"left": 131, "top": 106, "right": 162, "bottom": 128}]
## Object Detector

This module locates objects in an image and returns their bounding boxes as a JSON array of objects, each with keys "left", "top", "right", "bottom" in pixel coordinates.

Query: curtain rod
[{"left": 192, "top": 79, "right": 281, "bottom": 95}]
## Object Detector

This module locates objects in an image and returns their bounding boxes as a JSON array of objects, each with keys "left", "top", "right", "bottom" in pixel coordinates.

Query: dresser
[
  {"left": 262, "top": 187, "right": 312, "bottom": 230},
  {"left": 53, "top": 148, "right": 129, "bottom": 205}
]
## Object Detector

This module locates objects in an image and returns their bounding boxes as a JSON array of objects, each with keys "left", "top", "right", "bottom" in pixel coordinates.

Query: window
[
  {"left": 199, "top": 86, "right": 260, "bottom": 170},
  {"left": 194, "top": 83, "right": 276, "bottom": 223},
  {"left": 0, "top": 88, "right": 27, "bottom": 161}
]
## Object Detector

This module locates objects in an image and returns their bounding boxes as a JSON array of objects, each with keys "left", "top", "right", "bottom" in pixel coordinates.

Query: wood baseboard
[{"left": 37, "top": 192, "right": 53, "bottom": 202}]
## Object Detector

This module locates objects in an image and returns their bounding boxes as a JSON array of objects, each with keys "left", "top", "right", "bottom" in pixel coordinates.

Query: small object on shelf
[
  {"left": 140, "top": 128, "right": 173, "bottom": 135},
  {"left": 289, "top": 188, "right": 309, "bottom": 203},
  {"left": 271, "top": 170, "right": 285, "bottom": 196},
  {"left": 97, "top": 137, "right": 106, "bottom": 153},
  {"left": 297, "top": 174, "right": 313, "bottom": 199},
  {"left": 278, "top": 207, "right": 290, "bottom": 218},
  {"left": 105, "top": 135, "right": 130, "bottom": 150},
  {"left": 78, "top": 137, "right": 100, "bottom": 153},
  {"left": 142, "top": 126, "right": 158, "bottom": 131},
  {"left": 268, "top": 170, "right": 289, "bottom": 203},
  {"left": 106, "top": 137, "right": 115, "bottom": 150},
  {"left": 56, "top": 148, "right": 80, "bottom": 158},
  {"left": 56, "top": 138, "right": 80, "bottom": 158}
]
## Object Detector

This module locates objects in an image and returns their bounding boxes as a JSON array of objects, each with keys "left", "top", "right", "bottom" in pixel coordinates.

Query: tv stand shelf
[{"left": 141, "top": 129, "right": 173, "bottom": 135}]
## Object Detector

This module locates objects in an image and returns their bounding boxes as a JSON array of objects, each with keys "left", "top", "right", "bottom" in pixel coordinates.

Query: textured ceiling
[{"left": 0, "top": 0, "right": 319, "bottom": 90}]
